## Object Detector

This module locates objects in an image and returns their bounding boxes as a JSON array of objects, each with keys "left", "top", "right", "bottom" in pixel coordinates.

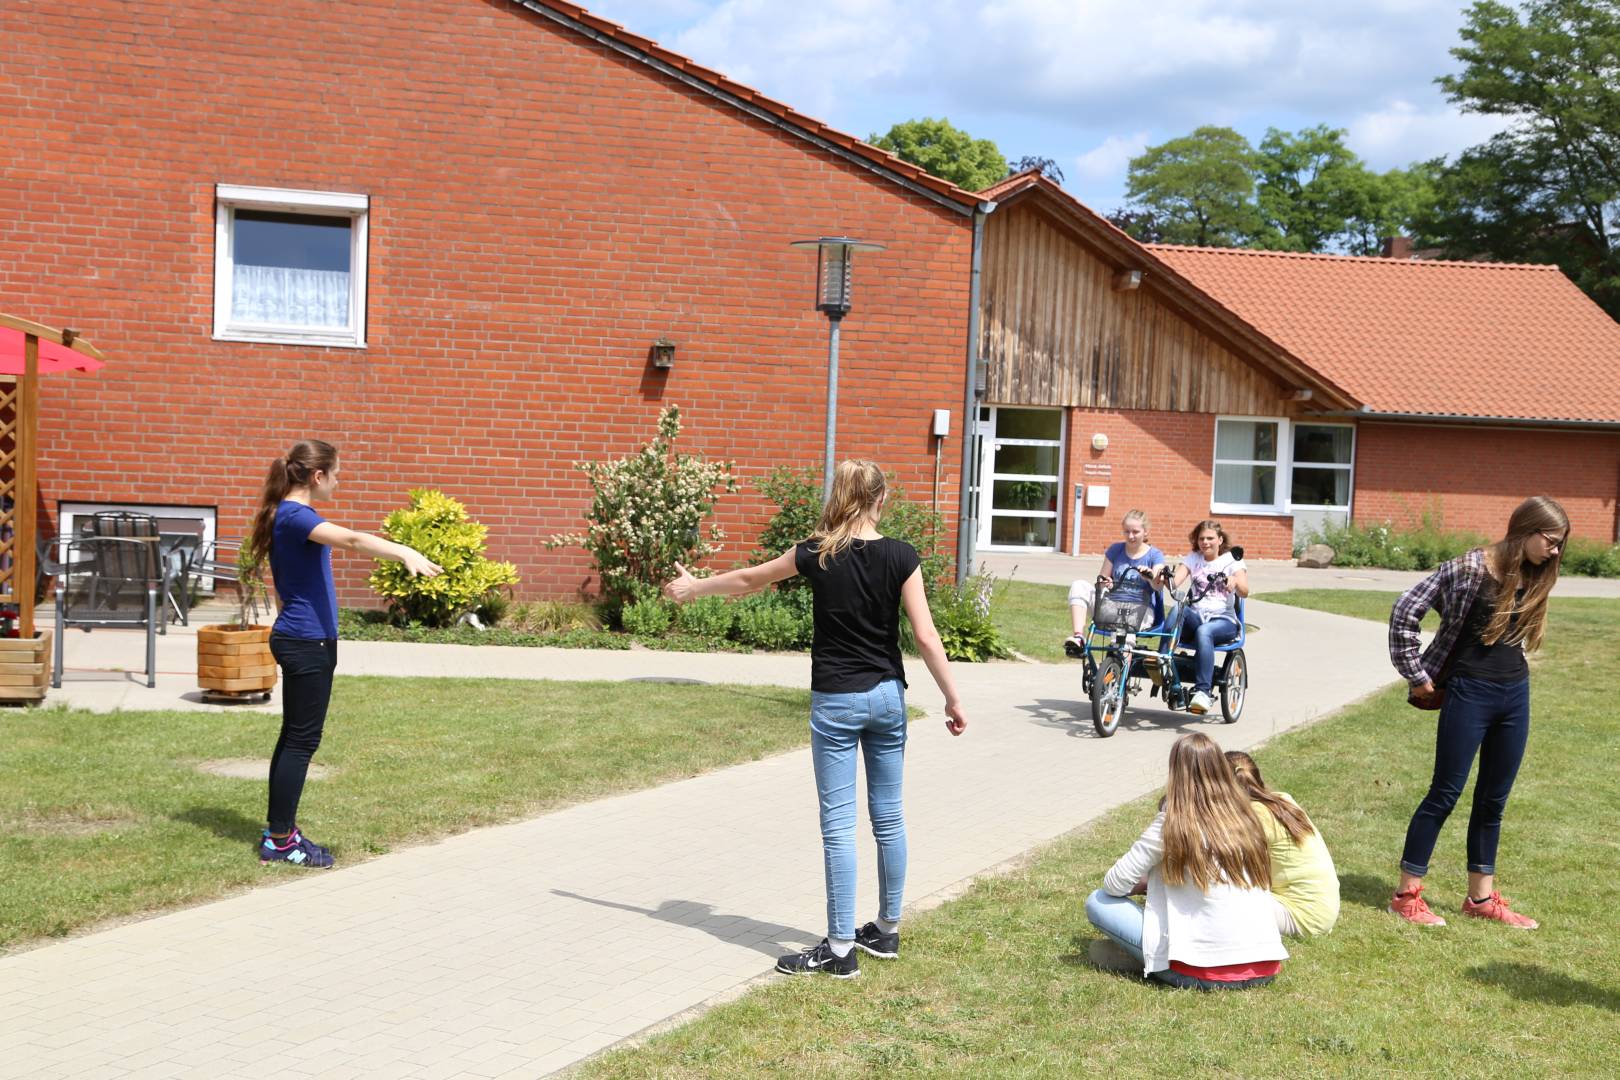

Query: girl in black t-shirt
[{"left": 666, "top": 460, "right": 967, "bottom": 979}]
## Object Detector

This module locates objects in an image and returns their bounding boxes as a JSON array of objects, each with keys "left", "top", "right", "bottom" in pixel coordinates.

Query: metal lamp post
[{"left": 790, "top": 236, "right": 885, "bottom": 502}]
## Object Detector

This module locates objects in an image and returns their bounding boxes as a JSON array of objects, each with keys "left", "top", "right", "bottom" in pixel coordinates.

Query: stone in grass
[
  {"left": 195, "top": 759, "right": 334, "bottom": 781},
  {"left": 1297, "top": 543, "right": 1336, "bottom": 569}
]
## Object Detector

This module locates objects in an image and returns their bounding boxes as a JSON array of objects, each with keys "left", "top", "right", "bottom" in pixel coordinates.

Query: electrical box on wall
[
  {"left": 1085, "top": 484, "right": 1110, "bottom": 508},
  {"left": 932, "top": 409, "right": 950, "bottom": 436}
]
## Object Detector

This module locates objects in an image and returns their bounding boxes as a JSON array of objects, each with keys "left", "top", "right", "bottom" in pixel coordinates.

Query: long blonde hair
[
  {"left": 1162, "top": 733, "right": 1271, "bottom": 891},
  {"left": 1482, "top": 496, "right": 1567, "bottom": 652},
  {"left": 810, "top": 460, "right": 886, "bottom": 568},
  {"left": 1225, "top": 750, "right": 1315, "bottom": 846}
]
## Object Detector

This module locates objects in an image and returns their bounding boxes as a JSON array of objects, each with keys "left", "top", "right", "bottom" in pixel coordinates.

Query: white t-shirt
[{"left": 1184, "top": 550, "right": 1246, "bottom": 619}]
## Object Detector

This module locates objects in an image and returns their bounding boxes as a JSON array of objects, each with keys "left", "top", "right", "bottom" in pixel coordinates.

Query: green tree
[
  {"left": 870, "top": 118, "right": 1008, "bottom": 192},
  {"left": 1254, "top": 125, "right": 1367, "bottom": 252},
  {"left": 1420, "top": 0, "right": 1620, "bottom": 314},
  {"left": 1341, "top": 162, "right": 1440, "bottom": 256},
  {"left": 1122, "top": 126, "right": 1262, "bottom": 246}
]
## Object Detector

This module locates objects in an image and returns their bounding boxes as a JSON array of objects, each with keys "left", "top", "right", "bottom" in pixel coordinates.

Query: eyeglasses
[{"left": 1539, "top": 531, "right": 1566, "bottom": 552}]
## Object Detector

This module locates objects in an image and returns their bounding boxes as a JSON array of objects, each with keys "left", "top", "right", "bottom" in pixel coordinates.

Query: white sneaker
[{"left": 1188, "top": 691, "right": 1212, "bottom": 714}]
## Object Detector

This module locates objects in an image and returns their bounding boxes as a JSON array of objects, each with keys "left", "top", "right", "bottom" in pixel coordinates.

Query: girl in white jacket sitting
[{"left": 1085, "top": 732, "right": 1287, "bottom": 990}]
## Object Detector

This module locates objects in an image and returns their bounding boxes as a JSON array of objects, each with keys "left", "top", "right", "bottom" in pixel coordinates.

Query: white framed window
[
  {"left": 1211, "top": 417, "right": 1356, "bottom": 515},
  {"left": 213, "top": 184, "right": 368, "bottom": 347}
]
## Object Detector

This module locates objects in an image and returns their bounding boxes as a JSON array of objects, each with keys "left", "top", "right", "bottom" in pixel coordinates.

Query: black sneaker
[
  {"left": 775, "top": 939, "right": 860, "bottom": 978},
  {"left": 854, "top": 921, "right": 900, "bottom": 959}
]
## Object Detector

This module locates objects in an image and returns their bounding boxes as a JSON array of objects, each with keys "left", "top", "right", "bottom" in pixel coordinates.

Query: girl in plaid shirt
[{"left": 1387, "top": 496, "right": 1568, "bottom": 929}]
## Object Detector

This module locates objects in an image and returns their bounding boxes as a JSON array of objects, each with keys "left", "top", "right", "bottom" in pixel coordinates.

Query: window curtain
[{"left": 232, "top": 265, "right": 350, "bottom": 327}]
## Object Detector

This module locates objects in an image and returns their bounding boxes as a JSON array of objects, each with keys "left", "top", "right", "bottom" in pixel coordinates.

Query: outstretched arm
[
  {"left": 664, "top": 548, "right": 798, "bottom": 602},
  {"left": 900, "top": 568, "right": 967, "bottom": 736},
  {"left": 309, "top": 522, "right": 441, "bottom": 578}
]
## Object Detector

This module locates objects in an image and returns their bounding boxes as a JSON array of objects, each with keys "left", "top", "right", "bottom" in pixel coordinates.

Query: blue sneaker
[{"left": 258, "top": 829, "right": 334, "bottom": 868}]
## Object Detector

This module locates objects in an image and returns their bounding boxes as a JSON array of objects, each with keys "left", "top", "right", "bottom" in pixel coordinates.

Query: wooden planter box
[
  {"left": 0, "top": 631, "right": 52, "bottom": 703},
  {"left": 197, "top": 624, "right": 276, "bottom": 697}
]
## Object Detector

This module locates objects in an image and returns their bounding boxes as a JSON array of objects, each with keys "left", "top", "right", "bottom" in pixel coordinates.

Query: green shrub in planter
[
  {"left": 674, "top": 595, "right": 735, "bottom": 640},
  {"left": 621, "top": 597, "right": 673, "bottom": 637},
  {"left": 369, "top": 489, "right": 520, "bottom": 627}
]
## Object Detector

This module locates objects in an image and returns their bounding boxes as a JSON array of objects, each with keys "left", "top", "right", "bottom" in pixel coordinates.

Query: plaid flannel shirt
[{"left": 1388, "top": 548, "right": 1487, "bottom": 688}]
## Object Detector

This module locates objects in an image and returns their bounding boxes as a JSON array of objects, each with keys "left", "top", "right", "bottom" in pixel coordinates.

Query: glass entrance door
[{"left": 975, "top": 406, "right": 1064, "bottom": 550}]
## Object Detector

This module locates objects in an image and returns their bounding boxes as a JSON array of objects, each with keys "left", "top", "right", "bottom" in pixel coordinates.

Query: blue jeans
[
  {"left": 810, "top": 678, "right": 907, "bottom": 941},
  {"left": 1401, "top": 676, "right": 1531, "bottom": 876},
  {"left": 1085, "top": 890, "right": 1146, "bottom": 965},
  {"left": 1180, "top": 608, "right": 1239, "bottom": 692}
]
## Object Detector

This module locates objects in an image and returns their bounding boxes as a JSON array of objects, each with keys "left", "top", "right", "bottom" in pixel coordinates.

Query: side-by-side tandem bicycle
[{"left": 1067, "top": 564, "right": 1248, "bottom": 738}]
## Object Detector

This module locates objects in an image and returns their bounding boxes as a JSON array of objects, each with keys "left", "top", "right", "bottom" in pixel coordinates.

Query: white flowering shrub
[{"left": 549, "top": 405, "right": 737, "bottom": 610}]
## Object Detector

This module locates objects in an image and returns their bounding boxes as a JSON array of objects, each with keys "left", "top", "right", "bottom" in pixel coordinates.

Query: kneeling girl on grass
[{"left": 1086, "top": 732, "right": 1287, "bottom": 990}]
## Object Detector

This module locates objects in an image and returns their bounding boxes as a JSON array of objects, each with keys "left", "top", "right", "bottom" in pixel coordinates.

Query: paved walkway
[
  {"left": 7, "top": 601, "right": 1393, "bottom": 1078},
  {"left": 979, "top": 550, "right": 1620, "bottom": 596}
]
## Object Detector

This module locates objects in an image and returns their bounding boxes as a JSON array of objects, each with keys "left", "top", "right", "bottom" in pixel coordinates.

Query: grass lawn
[
  {"left": 583, "top": 598, "right": 1620, "bottom": 1077},
  {"left": 990, "top": 579, "right": 1072, "bottom": 663},
  {"left": 0, "top": 678, "right": 809, "bottom": 952},
  {"left": 1258, "top": 588, "right": 1425, "bottom": 625}
]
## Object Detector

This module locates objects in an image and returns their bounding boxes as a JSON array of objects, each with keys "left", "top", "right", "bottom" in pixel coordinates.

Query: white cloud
[
  {"left": 1346, "top": 99, "right": 1513, "bottom": 170},
  {"left": 1072, "top": 132, "right": 1151, "bottom": 181}
]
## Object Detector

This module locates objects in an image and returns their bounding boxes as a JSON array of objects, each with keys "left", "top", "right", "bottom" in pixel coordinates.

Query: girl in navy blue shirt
[{"left": 246, "top": 440, "right": 441, "bottom": 868}]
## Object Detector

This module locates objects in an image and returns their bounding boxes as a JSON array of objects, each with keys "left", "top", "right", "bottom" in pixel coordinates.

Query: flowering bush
[
  {"left": 369, "top": 489, "right": 520, "bottom": 627},
  {"left": 549, "top": 405, "right": 737, "bottom": 610}
]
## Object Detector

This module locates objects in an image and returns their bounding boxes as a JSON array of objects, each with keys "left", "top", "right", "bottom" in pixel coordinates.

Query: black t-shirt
[
  {"left": 794, "top": 537, "right": 921, "bottom": 693},
  {"left": 1450, "top": 577, "right": 1529, "bottom": 682}
]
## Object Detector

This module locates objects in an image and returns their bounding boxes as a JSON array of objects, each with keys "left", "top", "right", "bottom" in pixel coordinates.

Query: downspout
[{"left": 956, "top": 201, "right": 994, "bottom": 582}]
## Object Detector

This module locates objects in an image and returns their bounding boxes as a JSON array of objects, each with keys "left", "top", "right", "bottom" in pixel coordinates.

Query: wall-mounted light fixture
[{"left": 650, "top": 337, "right": 676, "bottom": 369}]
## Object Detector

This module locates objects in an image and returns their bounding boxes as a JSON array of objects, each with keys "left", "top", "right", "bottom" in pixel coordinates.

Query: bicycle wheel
[
  {"left": 1220, "top": 649, "right": 1247, "bottom": 724},
  {"left": 1090, "top": 655, "right": 1127, "bottom": 737}
]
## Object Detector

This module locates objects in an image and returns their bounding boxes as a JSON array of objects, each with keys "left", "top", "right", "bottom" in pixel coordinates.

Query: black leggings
[{"left": 267, "top": 634, "right": 338, "bottom": 833}]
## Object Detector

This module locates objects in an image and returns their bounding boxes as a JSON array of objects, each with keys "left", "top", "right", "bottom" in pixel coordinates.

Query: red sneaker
[
  {"left": 1461, "top": 892, "right": 1538, "bottom": 930},
  {"left": 1389, "top": 884, "right": 1447, "bottom": 927}
]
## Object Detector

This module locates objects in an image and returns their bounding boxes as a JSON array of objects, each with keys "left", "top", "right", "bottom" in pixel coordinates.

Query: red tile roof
[
  {"left": 1151, "top": 245, "right": 1620, "bottom": 424},
  {"left": 515, "top": 0, "right": 983, "bottom": 212}
]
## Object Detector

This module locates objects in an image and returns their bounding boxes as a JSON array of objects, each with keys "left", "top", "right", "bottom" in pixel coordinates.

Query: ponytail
[
  {"left": 1225, "top": 750, "right": 1315, "bottom": 845},
  {"left": 248, "top": 439, "right": 338, "bottom": 570}
]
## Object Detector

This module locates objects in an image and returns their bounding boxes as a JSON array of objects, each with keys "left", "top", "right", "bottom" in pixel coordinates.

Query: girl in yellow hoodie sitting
[{"left": 1226, "top": 751, "right": 1340, "bottom": 937}]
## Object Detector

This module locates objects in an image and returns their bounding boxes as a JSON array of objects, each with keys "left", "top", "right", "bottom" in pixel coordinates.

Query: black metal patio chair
[{"left": 52, "top": 535, "right": 160, "bottom": 689}]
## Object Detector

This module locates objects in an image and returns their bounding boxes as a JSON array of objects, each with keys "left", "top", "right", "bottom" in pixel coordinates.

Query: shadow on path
[
  {"left": 1018, "top": 698, "right": 1221, "bottom": 739},
  {"left": 552, "top": 890, "right": 812, "bottom": 959},
  {"left": 1465, "top": 962, "right": 1620, "bottom": 1012}
]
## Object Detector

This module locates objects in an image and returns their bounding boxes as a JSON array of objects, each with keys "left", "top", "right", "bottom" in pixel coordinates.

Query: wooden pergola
[{"left": 0, "top": 313, "right": 104, "bottom": 700}]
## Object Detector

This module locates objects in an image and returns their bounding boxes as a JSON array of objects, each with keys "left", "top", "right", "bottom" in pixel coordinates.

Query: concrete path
[
  {"left": 979, "top": 550, "right": 1620, "bottom": 597},
  {"left": 7, "top": 601, "right": 1392, "bottom": 1079}
]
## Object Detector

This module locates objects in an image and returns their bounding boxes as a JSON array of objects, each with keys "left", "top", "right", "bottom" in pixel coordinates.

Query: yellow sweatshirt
[{"left": 1252, "top": 794, "right": 1340, "bottom": 937}]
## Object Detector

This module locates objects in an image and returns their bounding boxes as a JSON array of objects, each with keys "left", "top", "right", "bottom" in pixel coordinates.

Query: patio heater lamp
[{"left": 790, "top": 237, "right": 886, "bottom": 501}]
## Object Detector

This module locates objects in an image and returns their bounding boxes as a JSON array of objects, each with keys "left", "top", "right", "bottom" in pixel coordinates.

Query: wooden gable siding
[{"left": 981, "top": 203, "right": 1293, "bottom": 414}]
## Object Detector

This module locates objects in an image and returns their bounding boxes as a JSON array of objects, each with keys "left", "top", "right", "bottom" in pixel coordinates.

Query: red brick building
[
  {"left": 971, "top": 172, "right": 1620, "bottom": 560},
  {"left": 1, "top": 0, "right": 983, "bottom": 602}
]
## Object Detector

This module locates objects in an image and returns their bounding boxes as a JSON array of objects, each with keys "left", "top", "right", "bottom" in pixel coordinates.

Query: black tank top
[{"left": 1449, "top": 577, "right": 1528, "bottom": 682}]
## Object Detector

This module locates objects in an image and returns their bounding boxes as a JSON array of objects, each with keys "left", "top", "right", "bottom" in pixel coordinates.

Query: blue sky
[{"left": 584, "top": 0, "right": 1509, "bottom": 211}]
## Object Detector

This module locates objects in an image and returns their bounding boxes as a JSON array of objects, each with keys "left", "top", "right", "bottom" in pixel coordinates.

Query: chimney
[{"left": 1381, "top": 236, "right": 1414, "bottom": 260}]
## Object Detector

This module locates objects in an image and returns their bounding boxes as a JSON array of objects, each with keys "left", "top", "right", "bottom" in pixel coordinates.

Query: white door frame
[{"left": 975, "top": 406, "right": 1066, "bottom": 551}]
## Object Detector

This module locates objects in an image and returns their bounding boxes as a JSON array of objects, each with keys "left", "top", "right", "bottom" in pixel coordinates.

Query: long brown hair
[
  {"left": 1482, "top": 496, "right": 1567, "bottom": 652},
  {"left": 810, "top": 460, "right": 885, "bottom": 568},
  {"left": 1187, "top": 519, "right": 1231, "bottom": 554},
  {"left": 1225, "top": 750, "right": 1315, "bottom": 846},
  {"left": 248, "top": 440, "right": 338, "bottom": 570},
  {"left": 1161, "top": 733, "right": 1271, "bottom": 891}
]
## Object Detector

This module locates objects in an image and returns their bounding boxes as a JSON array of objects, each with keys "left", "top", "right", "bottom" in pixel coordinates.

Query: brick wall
[
  {"left": 1057, "top": 408, "right": 1296, "bottom": 560},
  {"left": 1355, "top": 422, "right": 1620, "bottom": 542},
  {"left": 0, "top": 0, "right": 973, "bottom": 603}
]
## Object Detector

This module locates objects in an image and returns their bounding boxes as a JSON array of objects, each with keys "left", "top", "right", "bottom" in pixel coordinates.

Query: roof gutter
[
  {"left": 956, "top": 201, "right": 994, "bottom": 581},
  {"left": 510, "top": 1, "right": 976, "bottom": 217},
  {"left": 1321, "top": 408, "right": 1620, "bottom": 432}
]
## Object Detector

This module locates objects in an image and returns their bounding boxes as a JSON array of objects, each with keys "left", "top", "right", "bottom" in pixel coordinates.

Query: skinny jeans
[
  {"left": 267, "top": 634, "right": 338, "bottom": 833},
  {"left": 809, "top": 678, "right": 907, "bottom": 941},
  {"left": 1400, "top": 676, "right": 1531, "bottom": 876},
  {"left": 1179, "top": 608, "right": 1239, "bottom": 692}
]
